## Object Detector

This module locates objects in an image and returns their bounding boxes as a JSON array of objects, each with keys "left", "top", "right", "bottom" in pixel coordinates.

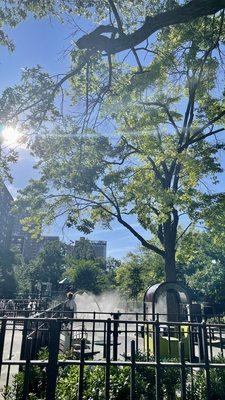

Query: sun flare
[{"left": 1, "top": 126, "right": 23, "bottom": 148}]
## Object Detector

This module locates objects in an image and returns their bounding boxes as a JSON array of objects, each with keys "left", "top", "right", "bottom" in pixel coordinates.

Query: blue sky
[
  {"left": 1, "top": 14, "right": 225, "bottom": 260},
  {"left": 1, "top": 16, "right": 146, "bottom": 259}
]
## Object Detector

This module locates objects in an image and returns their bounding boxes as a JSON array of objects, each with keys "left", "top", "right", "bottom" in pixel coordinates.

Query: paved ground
[{"left": 0, "top": 323, "right": 22, "bottom": 398}]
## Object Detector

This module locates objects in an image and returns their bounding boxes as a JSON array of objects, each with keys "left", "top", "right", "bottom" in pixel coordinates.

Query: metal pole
[
  {"left": 0, "top": 317, "right": 6, "bottom": 376},
  {"left": 46, "top": 320, "right": 61, "bottom": 400},
  {"left": 130, "top": 340, "right": 136, "bottom": 400},
  {"left": 78, "top": 338, "right": 85, "bottom": 400},
  {"left": 105, "top": 318, "right": 111, "bottom": 400}
]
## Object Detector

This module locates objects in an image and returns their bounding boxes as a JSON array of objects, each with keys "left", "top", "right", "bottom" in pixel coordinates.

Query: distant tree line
[{"left": 1, "top": 230, "right": 225, "bottom": 308}]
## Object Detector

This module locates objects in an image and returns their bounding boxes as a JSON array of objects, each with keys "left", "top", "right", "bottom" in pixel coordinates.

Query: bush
[
  {"left": 187, "top": 354, "right": 225, "bottom": 400},
  {"left": 6, "top": 351, "right": 225, "bottom": 400}
]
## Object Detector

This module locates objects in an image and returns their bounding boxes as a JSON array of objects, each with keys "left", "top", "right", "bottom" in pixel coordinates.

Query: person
[
  {"left": 64, "top": 292, "right": 77, "bottom": 319},
  {"left": 6, "top": 299, "right": 14, "bottom": 310},
  {"left": 27, "top": 300, "right": 33, "bottom": 311},
  {"left": 0, "top": 300, "right": 5, "bottom": 310},
  {"left": 6, "top": 299, "right": 15, "bottom": 316},
  {"left": 0, "top": 300, "right": 5, "bottom": 316},
  {"left": 32, "top": 300, "right": 37, "bottom": 312}
]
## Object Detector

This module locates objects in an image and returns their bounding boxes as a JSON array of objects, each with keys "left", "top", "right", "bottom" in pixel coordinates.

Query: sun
[{"left": 1, "top": 126, "right": 23, "bottom": 148}]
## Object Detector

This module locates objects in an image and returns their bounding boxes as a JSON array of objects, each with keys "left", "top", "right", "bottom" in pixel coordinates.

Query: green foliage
[
  {"left": 64, "top": 259, "right": 107, "bottom": 294},
  {"left": 6, "top": 348, "right": 225, "bottom": 400},
  {"left": 15, "top": 241, "right": 65, "bottom": 294},
  {"left": 15, "top": 12, "right": 225, "bottom": 280},
  {"left": 186, "top": 354, "right": 225, "bottom": 400},
  {"left": 115, "top": 249, "right": 164, "bottom": 302},
  {"left": 72, "top": 237, "right": 96, "bottom": 260},
  {"left": 177, "top": 230, "right": 225, "bottom": 303},
  {"left": 1, "top": 1, "right": 224, "bottom": 285},
  {"left": 56, "top": 353, "right": 180, "bottom": 400},
  {"left": 0, "top": 247, "right": 19, "bottom": 297}
]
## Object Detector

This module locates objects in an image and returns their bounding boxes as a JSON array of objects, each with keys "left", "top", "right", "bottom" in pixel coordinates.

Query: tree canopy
[
  {"left": 0, "top": 247, "right": 18, "bottom": 297},
  {"left": 13, "top": 7, "right": 225, "bottom": 281},
  {"left": 15, "top": 240, "right": 66, "bottom": 294},
  {"left": 0, "top": 0, "right": 225, "bottom": 285}
]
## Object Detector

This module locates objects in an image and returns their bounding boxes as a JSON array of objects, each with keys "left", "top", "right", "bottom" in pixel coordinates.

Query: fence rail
[{"left": 1, "top": 314, "right": 225, "bottom": 399}]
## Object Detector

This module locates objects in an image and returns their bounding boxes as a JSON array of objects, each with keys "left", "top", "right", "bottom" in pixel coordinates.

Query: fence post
[
  {"left": 154, "top": 317, "right": 161, "bottom": 400},
  {"left": 179, "top": 341, "right": 186, "bottom": 400},
  {"left": 105, "top": 318, "right": 111, "bottom": 400},
  {"left": 78, "top": 338, "right": 85, "bottom": 400},
  {"left": 202, "top": 322, "right": 211, "bottom": 400},
  {"left": 46, "top": 320, "right": 61, "bottom": 400},
  {"left": 0, "top": 317, "right": 6, "bottom": 375},
  {"left": 130, "top": 340, "right": 136, "bottom": 400},
  {"left": 22, "top": 337, "right": 32, "bottom": 400},
  {"left": 20, "top": 318, "right": 29, "bottom": 373},
  {"left": 112, "top": 312, "right": 120, "bottom": 361},
  {"left": 91, "top": 311, "right": 96, "bottom": 358},
  {"left": 197, "top": 323, "right": 204, "bottom": 362}
]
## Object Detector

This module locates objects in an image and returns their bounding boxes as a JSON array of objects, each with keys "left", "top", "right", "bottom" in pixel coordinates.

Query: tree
[
  {"left": 15, "top": 11, "right": 225, "bottom": 285},
  {"left": 72, "top": 237, "right": 96, "bottom": 260},
  {"left": 1, "top": 1, "right": 225, "bottom": 133},
  {"left": 177, "top": 231, "right": 225, "bottom": 303},
  {"left": 116, "top": 249, "right": 164, "bottom": 302},
  {"left": 16, "top": 241, "right": 65, "bottom": 294},
  {"left": 64, "top": 259, "right": 107, "bottom": 294},
  {"left": 0, "top": 247, "right": 18, "bottom": 298}
]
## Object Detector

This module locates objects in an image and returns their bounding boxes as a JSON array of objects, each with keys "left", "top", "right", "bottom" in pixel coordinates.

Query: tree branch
[
  {"left": 117, "top": 214, "right": 165, "bottom": 257},
  {"left": 181, "top": 110, "right": 225, "bottom": 150},
  {"left": 141, "top": 101, "right": 181, "bottom": 136},
  {"left": 76, "top": 0, "right": 225, "bottom": 54},
  {"left": 188, "top": 127, "right": 225, "bottom": 145}
]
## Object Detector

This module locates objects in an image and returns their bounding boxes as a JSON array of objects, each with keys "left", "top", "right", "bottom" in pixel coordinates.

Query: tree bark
[
  {"left": 163, "top": 219, "right": 177, "bottom": 283},
  {"left": 163, "top": 218, "right": 179, "bottom": 321},
  {"left": 77, "top": 0, "right": 225, "bottom": 54},
  {"left": 164, "top": 245, "right": 177, "bottom": 283}
]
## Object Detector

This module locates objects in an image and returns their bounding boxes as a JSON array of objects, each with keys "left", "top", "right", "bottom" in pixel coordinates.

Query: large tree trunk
[
  {"left": 165, "top": 246, "right": 177, "bottom": 283},
  {"left": 163, "top": 220, "right": 177, "bottom": 283},
  {"left": 163, "top": 219, "right": 179, "bottom": 321}
]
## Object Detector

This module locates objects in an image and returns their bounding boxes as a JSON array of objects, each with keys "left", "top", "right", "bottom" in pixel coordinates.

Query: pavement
[{"left": 0, "top": 323, "right": 22, "bottom": 398}]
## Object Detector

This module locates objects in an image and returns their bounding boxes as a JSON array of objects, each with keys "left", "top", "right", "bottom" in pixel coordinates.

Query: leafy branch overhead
[
  {"left": 3, "top": 0, "right": 225, "bottom": 281},
  {"left": 1, "top": 0, "right": 225, "bottom": 130}
]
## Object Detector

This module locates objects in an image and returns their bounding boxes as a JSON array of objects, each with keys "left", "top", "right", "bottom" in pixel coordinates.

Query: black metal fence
[{"left": 1, "top": 313, "right": 225, "bottom": 399}]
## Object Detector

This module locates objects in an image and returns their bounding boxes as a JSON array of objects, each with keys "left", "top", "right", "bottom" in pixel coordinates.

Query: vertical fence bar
[
  {"left": 125, "top": 322, "right": 128, "bottom": 360},
  {"left": 78, "top": 338, "right": 85, "bottom": 400},
  {"left": 202, "top": 322, "right": 211, "bottom": 400},
  {"left": 103, "top": 321, "right": 106, "bottom": 359},
  {"left": 155, "top": 318, "right": 161, "bottom": 400},
  {"left": 168, "top": 324, "right": 171, "bottom": 357},
  {"left": 179, "top": 341, "right": 186, "bottom": 400},
  {"left": 6, "top": 319, "right": 16, "bottom": 387},
  {"left": 113, "top": 313, "right": 119, "bottom": 361},
  {"left": 81, "top": 320, "right": 84, "bottom": 339},
  {"left": 20, "top": 319, "right": 29, "bottom": 361},
  {"left": 105, "top": 318, "right": 111, "bottom": 400},
  {"left": 91, "top": 311, "right": 96, "bottom": 358},
  {"left": 0, "top": 317, "right": 7, "bottom": 375},
  {"left": 69, "top": 319, "right": 73, "bottom": 349},
  {"left": 222, "top": 327, "right": 225, "bottom": 356},
  {"left": 197, "top": 324, "right": 204, "bottom": 362},
  {"left": 136, "top": 313, "right": 139, "bottom": 351},
  {"left": 130, "top": 340, "right": 136, "bottom": 400},
  {"left": 219, "top": 327, "right": 223, "bottom": 356},
  {"left": 46, "top": 320, "right": 61, "bottom": 400},
  {"left": 22, "top": 337, "right": 32, "bottom": 400},
  {"left": 188, "top": 324, "right": 194, "bottom": 362},
  {"left": 209, "top": 326, "right": 213, "bottom": 361},
  {"left": 146, "top": 322, "right": 150, "bottom": 361}
]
